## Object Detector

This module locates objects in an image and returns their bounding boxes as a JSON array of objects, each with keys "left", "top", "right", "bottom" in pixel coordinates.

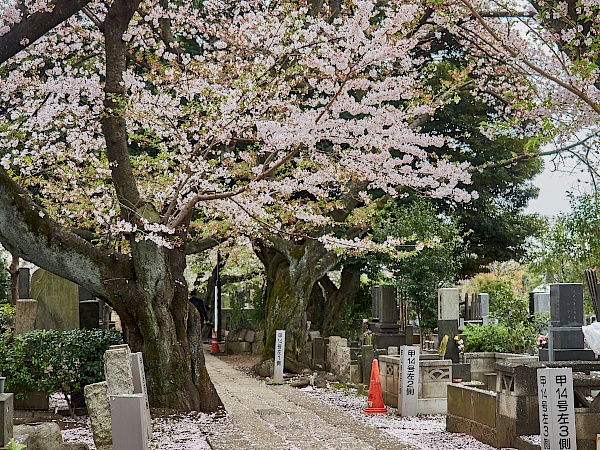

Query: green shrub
[
  {"left": 0, "top": 329, "right": 122, "bottom": 400},
  {"left": 462, "top": 322, "right": 535, "bottom": 354},
  {"left": 0, "top": 304, "right": 14, "bottom": 331}
]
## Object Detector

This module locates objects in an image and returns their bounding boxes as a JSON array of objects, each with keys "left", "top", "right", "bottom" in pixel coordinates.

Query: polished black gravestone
[{"left": 540, "top": 283, "right": 596, "bottom": 361}]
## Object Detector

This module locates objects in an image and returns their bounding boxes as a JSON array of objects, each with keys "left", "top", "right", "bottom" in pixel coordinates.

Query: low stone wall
[
  {"left": 446, "top": 383, "right": 497, "bottom": 447},
  {"left": 379, "top": 354, "right": 451, "bottom": 413},
  {"left": 466, "top": 352, "right": 535, "bottom": 386},
  {"left": 448, "top": 360, "right": 600, "bottom": 450}
]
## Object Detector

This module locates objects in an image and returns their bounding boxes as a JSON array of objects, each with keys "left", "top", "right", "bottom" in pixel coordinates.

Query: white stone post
[
  {"left": 131, "top": 352, "right": 152, "bottom": 439},
  {"left": 274, "top": 330, "right": 285, "bottom": 384},
  {"left": 537, "top": 367, "right": 577, "bottom": 450},
  {"left": 398, "top": 345, "right": 419, "bottom": 416}
]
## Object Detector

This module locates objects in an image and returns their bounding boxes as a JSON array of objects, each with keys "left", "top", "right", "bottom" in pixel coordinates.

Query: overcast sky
[{"left": 525, "top": 156, "right": 591, "bottom": 217}]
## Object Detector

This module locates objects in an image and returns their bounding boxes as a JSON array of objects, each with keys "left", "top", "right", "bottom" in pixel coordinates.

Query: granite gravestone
[
  {"left": 438, "top": 288, "right": 460, "bottom": 362},
  {"left": 14, "top": 299, "right": 37, "bottom": 334},
  {"left": 545, "top": 283, "right": 595, "bottom": 361},
  {"left": 30, "top": 269, "right": 79, "bottom": 330},
  {"left": 18, "top": 268, "right": 29, "bottom": 299},
  {"left": 370, "top": 286, "right": 402, "bottom": 348},
  {"left": 0, "top": 393, "right": 13, "bottom": 447},
  {"left": 479, "top": 293, "right": 490, "bottom": 324},
  {"left": 530, "top": 292, "right": 550, "bottom": 315}
]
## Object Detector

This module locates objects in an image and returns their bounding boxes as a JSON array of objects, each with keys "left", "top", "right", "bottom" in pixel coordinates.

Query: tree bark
[
  {"left": 0, "top": 0, "right": 93, "bottom": 64},
  {"left": 318, "top": 266, "right": 361, "bottom": 335},
  {"left": 0, "top": 0, "right": 222, "bottom": 411},
  {"left": 8, "top": 253, "right": 19, "bottom": 306},
  {"left": 255, "top": 238, "right": 339, "bottom": 361}
]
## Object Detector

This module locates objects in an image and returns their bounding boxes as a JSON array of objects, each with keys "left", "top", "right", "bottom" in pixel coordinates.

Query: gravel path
[{"left": 60, "top": 352, "right": 510, "bottom": 449}]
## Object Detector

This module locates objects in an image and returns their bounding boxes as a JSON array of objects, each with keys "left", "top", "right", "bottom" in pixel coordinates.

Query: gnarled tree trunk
[{"left": 255, "top": 238, "right": 339, "bottom": 361}]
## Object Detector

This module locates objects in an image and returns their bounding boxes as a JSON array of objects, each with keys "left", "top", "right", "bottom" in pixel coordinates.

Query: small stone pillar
[
  {"left": 0, "top": 393, "right": 13, "bottom": 447},
  {"left": 84, "top": 382, "right": 112, "bottom": 450},
  {"left": 14, "top": 299, "right": 37, "bottom": 334}
]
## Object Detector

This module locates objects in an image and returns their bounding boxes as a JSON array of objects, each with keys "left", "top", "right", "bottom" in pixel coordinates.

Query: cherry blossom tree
[
  {"left": 432, "top": 0, "right": 600, "bottom": 177},
  {"left": 0, "top": 0, "right": 524, "bottom": 409}
]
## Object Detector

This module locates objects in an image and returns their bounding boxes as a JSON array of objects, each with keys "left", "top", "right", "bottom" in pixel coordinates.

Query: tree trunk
[
  {"left": 255, "top": 239, "right": 339, "bottom": 361},
  {"left": 319, "top": 266, "right": 361, "bottom": 335},
  {"left": 101, "top": 239, "right": 221, "bottom": 411},
  {"left": 8, "top": 253, "right": 19, "bottom": 306}
]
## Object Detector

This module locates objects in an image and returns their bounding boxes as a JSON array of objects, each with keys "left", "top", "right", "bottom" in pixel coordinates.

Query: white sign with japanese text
[
  {"left": 274, "top": 330, "right": 285, "bottom": 384},
  {"left": 398, "top": 345, "right": 419, "bottom": 416},
  {"left": 537, "top": 367, "right": 577, "bottom": 450}
]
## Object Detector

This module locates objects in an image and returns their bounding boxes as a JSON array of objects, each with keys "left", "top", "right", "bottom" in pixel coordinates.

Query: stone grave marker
[
  {"left": 131, "top": 352, "right": 152, "bottom": 440},
  {"left": 18, "top": 268, "right": 29, "bottom": 299},
  {"left": 0, "top": 393, "right": 13, "bottom": 447},
  {"left": 479, "top": 293, "right": 490, "bottom": 324},
  {"left": 372, "top": 286, "right": 398, "bottom": 323},
  {"left": 86, "top": 344, "right": 137, "bottom": 450},
  {"left": 546, "top": 283, "right": 594, "bottom": 360},
  {"left": 312, "top": 337, "right": 325, "bottom": 369},
  {"left": 109, "top": 394, "right": 148, "bottom": 450},
  {"left": 84, "top": 381, "right": 112, "bottom": 450},
  {"left": 274, "top": 330, "right": 285, "bottom": 384},
  {"left": 79, "top": 300, "right": 101, "bottom": 329},
  {"left": 104, "top": 345, "right": 134, "bottom": 396},
  {"left": 398, "top": 346, "right": 419, "bottom": 417},
  {"left": 530, "top": 292, "right": 550, "bottom": 315},
  {"left": 30, "top": 269, "right": 79, "bottom": 330},
  {"left": 14, "top": 299, "right": 37, "bottom": 334},
  {"left": 438, "top": 288, "right": 460, "bottom": 362}
]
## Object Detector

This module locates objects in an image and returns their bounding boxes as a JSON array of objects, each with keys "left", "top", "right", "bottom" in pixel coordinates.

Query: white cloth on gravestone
[{"left": 582, "top": 321, "right": 600, "bottom": 356}]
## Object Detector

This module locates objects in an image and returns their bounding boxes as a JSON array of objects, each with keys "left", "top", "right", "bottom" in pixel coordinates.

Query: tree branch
[
  {"left": 0, "top": 168, "right": 121, "bottom": 299},
  {"left": 102, "top": 0, "right": 143, "bottom": 221},
  {"left": 0, "top": 0, "right": 93, "bottom": 64}
]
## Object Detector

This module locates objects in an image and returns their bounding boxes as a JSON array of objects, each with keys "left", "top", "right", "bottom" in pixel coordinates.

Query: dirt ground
[{"left": 209, "top": 346, "right": 262, "bottom": 374}]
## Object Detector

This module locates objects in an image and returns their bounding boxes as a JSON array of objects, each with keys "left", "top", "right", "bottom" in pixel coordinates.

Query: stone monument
[
  {"left": 30, "top": 269, "right": 79, "bottom": 330},
  {"left": 541, "top": 283, "right": 595, "bottom": 361},
  {"left": 438, "top": 288, "right": 460, "bottom": 362},
  {"left": 369, "top": 286, "right": 403, "bottom": 349}
]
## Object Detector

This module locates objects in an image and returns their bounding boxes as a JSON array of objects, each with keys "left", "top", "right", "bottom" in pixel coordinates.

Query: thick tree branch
[
  {"left": 102, "top": 0, "right": 143, "bottom": 221},
  {"left": 0, "top": 0, "right": 92, "bottom": 64},
  {"left": 0, "top": 168, "right": 123, "bottom": 299},
  {"left": 184, "top": 234, "right": 223, "bottom": 255}
]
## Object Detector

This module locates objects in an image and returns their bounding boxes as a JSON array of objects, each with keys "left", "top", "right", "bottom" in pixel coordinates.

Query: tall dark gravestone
[
  {"left": 369, "top": 286, "right": 401, "bottom": 348},
  {"left": 18, "top": 268, "right": 29, "bottom": 299},
  {"left": 543, "top": 283, "right": 595, "bottom": 361}
]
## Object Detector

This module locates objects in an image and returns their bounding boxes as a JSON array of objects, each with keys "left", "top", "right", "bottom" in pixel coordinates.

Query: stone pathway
[{"left": 203, "top": 353, "right": 415, "bottom": 450}]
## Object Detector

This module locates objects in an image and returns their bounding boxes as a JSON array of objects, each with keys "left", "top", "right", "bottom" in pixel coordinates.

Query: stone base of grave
[
  {"left": 372, "top": 333, "right": 404, "bottom": 350},
  {"left": 446, "top": 414, "right": 497, "bottom": 448},
  {"left": 452, "top": 363, "right": 471, "bottom": 382},
  {"left": 446, "top": 383, "right": 497, "bottom": 447},
  {"left": 539, "top": 348, "right": 597, "bottom": 361},
  {"left": 14, "top": 392, "right": 49, "bottom": 411}
]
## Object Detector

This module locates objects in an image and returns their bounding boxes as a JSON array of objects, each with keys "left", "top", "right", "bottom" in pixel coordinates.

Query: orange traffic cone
[
  {"left": 362, "top": 358, "right": 388, "bottom": 414},
  {"left": 211, "top": 328, "right": 220, "bottom": 354}
]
